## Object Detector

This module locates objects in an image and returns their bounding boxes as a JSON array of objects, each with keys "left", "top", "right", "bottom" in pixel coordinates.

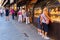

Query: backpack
[{"left": 37, "top": 16, "right": 40, "bottom": 23}]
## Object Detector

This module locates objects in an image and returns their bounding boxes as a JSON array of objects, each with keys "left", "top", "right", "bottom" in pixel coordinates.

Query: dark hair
[{"left": 22, "top": 8, "right": 25, "bottom": 10}]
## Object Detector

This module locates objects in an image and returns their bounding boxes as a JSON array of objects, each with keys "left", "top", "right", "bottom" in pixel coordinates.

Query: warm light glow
[
  {"left": 0, "top": 0, "right": 1, "bottom": 6},
  {"left": 0, "top": 0, "right": 1, "bottom": 2},
  {"left": 14, "top": 4, "right": 17, "bottom": 11},
  {"left": 58, "top": 0, "right": 60, "bottom": 2},
  {"left": 31, "top": 0, "right": 37, "bottom": 3},
  {"left": 0, "top": 0, "right": 1, "bottom": 4},
  {"left": 0, "top": 0, "right": 4, "bottom": 6}
]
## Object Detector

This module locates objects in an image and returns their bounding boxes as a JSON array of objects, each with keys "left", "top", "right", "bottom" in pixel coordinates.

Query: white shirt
[{"left": 41, "top": 13, "right": 48, "bottom": 23}]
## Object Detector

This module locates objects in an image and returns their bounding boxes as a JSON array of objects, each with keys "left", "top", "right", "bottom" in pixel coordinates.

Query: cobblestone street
[{"left": 0, "top": 16, "right": 50, "bottom": 40}]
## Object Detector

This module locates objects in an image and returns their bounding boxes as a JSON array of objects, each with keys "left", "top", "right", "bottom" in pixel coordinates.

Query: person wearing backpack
[{"left": 37, "top": 9, "right": 42, "bottom": 35}]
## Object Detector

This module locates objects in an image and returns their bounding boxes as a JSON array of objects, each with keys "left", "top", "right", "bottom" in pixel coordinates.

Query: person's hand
[
  {"left": 51, "top": 20, "right": 54, "bottom": 23},
  {"left": 40, "top": 22, "right": 42, "bottom": 25}
]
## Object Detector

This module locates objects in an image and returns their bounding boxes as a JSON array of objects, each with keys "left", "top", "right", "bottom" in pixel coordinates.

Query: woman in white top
[
  {"left": 41, "top": 7, "right": 51, "bottom": 39},
  {"left": 22, "top": 8, "right": 26, "bottom": 22}
]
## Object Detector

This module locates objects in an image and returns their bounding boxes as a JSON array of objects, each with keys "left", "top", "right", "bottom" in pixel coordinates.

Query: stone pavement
[{"left": 0, "top": 16, "right": 50, "bottom": 40}]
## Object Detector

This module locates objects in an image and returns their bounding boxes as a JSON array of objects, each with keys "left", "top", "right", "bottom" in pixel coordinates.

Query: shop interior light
[
  {"left": 0, "top": 4, "right": 1, "bottom": 7},
  {"left": 0, "top": 0, "right": 1, "bottom": 2},
  {"left": 0, "top": 0, "right": 2, "bottom": 6},
  {"left": 0, "top": 0, "right": 4, "bottom": 7},
  {"left": 58, "top": 0, "right": 60, "bottom": 3}
]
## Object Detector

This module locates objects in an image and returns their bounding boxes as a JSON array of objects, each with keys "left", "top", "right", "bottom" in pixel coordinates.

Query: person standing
[
  {"left": 5, "top": 6, "right": 10, "bottom": 21},
  {"left": 22, "top": 8, "right": 26, "bottom": 22},
  {"left": 41, "top": 7, "right": 51, "bottom": 39},
  {"left": 18, "top": 9, "right": 22, "bottom": 22},
  {"left": 26, "top": 9, "right": 30, "bottom": 24},
  {"left": 10, "top": 8, "right": 15, "bottom": 20},
  {"left": 37, "top": 9, "right": 42, "bottom": 35}
]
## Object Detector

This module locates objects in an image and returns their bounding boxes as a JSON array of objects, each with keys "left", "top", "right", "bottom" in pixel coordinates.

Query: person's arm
[
  {"left": 45, "top": 12, "right": 53, "bottom": 22},
  {"left": 45, "top": 12, "right": 51, "bottom": 21},
  {"left": 40, "top": 15, "right": 43, "bottom": 24}
]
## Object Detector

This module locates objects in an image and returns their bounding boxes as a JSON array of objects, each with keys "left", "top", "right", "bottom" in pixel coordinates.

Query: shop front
[
  {"left": 33, "top": 3, "right": 60, "bottom": 40},
  {"left": 48, "top": 6, "right": 60, "bottom": 40}
]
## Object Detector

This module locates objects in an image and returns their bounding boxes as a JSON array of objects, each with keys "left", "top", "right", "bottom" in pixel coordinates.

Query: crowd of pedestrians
[
  {"left": 0, "top": 6, "right": 60, "bottom": 40},
  {"left": 1, "top": 6, "right": 30, "bottom": 25}
]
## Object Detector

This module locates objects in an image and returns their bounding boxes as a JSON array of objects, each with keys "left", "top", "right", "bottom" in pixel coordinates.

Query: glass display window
[
  {"left": 50, "top": 7, "right": 60, "bottom": 22},
  {"left": 34, "top": 7, "right": 42, "bottom": 18}
]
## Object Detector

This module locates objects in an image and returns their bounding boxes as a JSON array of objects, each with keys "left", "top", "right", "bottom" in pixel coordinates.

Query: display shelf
[{"left": 50, "top": 12, "right": 60, "bottom": 22}]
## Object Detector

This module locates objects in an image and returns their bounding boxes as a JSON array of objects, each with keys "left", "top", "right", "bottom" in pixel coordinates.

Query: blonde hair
[{"left": 43, "top": 7, "right": 48, "bottom": 14}]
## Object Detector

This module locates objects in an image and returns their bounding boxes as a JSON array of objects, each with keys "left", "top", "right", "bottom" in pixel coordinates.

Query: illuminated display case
[
  {"left": 34, "top": 7, "right": 41, "bottom": 18},
  {"left": 48, "top": 10, "right": 60, "bottom": 40},
  {"left": 33, "top": 7, "right": 42, "bottom": 26},
  {"left": 50, "top": 11, "right": 60, "bottom": 22}
]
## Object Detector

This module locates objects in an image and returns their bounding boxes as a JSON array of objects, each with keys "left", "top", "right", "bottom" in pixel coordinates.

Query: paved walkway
[{"left": 0, "top": 16, "right": 50, "bottom": 40}]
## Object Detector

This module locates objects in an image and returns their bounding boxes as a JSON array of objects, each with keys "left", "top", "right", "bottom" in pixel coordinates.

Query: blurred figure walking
[
  {"left": 22, "top": 8, "right": 26, "bottom": 22},
  {"left": 41, "top": 7, "right": 50, "bottom": 39},
  {"left": 37, "top": 8, "right": 42, "bottom": 36},
  {"left": 10, "top": 7, "right": 15, "bottom": 20},
  {"left": 26, "top": 9, "right": 30, "bottom": 24},
  {"left": 5, "top": 6, "right": 10, "bottom": 21},
  {"left": 18, "top": 9, "right": 22, "bottom": 22}
]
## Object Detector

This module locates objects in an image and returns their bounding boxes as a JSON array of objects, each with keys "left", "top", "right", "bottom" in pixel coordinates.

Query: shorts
[
  {"left": 42, "top": 23, "right": 48, "bottom": 32},
  {"left": 38, "top": 23, "right": 42, "bottom": 29},
  {"left": 6, "top": 13, "right": 9, "bottom": 16}
]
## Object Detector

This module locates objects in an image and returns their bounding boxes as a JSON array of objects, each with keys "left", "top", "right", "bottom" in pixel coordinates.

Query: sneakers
[
  {"left": 42, "top": 35, "right": 44, "bottom": 38},
  {"left": 38, "top": 32, "right": 42, "bottom": 35},
  {"left": 44, "top": 36, "right": 50, "bottom": 39},
  {"left": 40, "top": 33, "right": 42, "bottom": 35},
  {"left": 38, "top": 32, "right": 50, "bottom": 39}
]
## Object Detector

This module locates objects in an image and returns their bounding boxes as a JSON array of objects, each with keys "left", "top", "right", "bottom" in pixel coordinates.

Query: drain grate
[{"left": 23, "top": 33, "right": 29, "bottom": 37}]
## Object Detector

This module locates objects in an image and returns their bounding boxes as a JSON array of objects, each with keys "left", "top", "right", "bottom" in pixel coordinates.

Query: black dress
[{"left": 5, "top": 9, "right": 9, "bottom": 16}]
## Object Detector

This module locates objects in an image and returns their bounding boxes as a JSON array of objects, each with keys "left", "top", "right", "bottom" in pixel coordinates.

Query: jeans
[
  {"left": 42, "top": 23, "right": 48, "bottom": 32},
  {"left": 12, "top": 13, "right": 14, "bottom": 20},
  {"left": 38, "top": 23, "right": 42, "bottom": 29}
]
